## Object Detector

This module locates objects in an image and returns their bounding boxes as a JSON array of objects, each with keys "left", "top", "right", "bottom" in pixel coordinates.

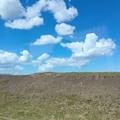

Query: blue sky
[{"left": 0, "top": 0, "right": 120, "bottom": 74}]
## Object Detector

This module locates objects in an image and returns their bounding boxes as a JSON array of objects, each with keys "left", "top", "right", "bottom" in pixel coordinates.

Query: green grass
[
  {"left": 35, "top": 72, "right": 120, "bottom": 75},
  {"left": 0, "top": 92, "right": 119, "bottom": 120}
]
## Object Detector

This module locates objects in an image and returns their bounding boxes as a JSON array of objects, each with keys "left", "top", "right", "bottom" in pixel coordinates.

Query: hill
[{"left": 0, "top": 73, "right": 120, "bottom": 120}]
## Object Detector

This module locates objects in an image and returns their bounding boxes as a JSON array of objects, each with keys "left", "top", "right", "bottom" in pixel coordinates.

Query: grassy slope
[{"left": 0, "top": 72, "right": 120, "bottom": 120}]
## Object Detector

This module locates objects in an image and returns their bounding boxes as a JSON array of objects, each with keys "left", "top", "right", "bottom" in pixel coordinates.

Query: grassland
[{"left": 0, "top": 72, "right": 120, "bottom": 120}]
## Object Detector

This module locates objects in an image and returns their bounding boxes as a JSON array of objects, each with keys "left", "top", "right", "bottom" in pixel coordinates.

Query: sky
[{"left": 0, "top": 0, "right": 120, "bottom": 75}]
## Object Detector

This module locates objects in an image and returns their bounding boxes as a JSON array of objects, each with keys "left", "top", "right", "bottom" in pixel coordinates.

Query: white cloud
[
  {"left": 32, "top": 53, "right": 50, "bottom": 66},
  {"left": 4, "top": 0, "right": 45, "bottom": 29},
  {"left": 0, "top": 50, "right": 34, "bottom": 66},
  {"left": 5, "top": 17, "right": 43, "bottom": 29},
  {"left": 19, "top": 50, "right": 33, "bottom": 63},
  {"left": 0, "top": 33, "right": 116, "bottom": 73},
  {"left": 1, "top": 0, "right": 45, "bottom": 29},
  {"left": 0, "top": 0, "right": 24, "bottom": 20},
  {"left": 0, "top": 50, "right": 32, "bottom": 71},
  {"left": 25, "top": 0, "right": 47, "bottom": 19},
  {"left": 38, "top": 33, "right": 116, "bottom": 71},
  {"left": 0, "top": 50, "right": 19, "bottom": 64},
  {"left": 38, "top": 57, "right": 89, "bottom": 71},
  {"left": 32, "top": 35, "right": 62, "bottom": 45},
  {"left": 39, "top": 58, "right": 67, "bottom": 71},
  {"left": 15, "top": 66, "right": 24, "bottom": 71},
  {"left": 55, "top": 23, "right": 75, "bottom": 35},
  {"left": 83, "top": 33, "right": 98, "bottom": 52},
  {"left": 61, "top": 42, "right": 83, "bottom": 53},
  {"left": 0, "top": 0, "right": 78, "bottom": 29},
  {"left": 46, "top": 0, "right": 78, "bottom": 22},
  {"left": 0, "top": 50, "right": 23, "bottom": 73},
  {"left": 0, "top": 49, "right": 50, "bottom": 74},
  {"left": 0, "top": 66, "right": 23, "bottom": 74},
  {"left": 37, "top": 53, "right": 49, "bottom": 61},
  {"left": 62, "top": 33, "right": 116, "bottom": 59}
]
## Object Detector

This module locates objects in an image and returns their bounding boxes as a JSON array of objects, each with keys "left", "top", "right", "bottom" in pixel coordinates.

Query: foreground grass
[{"left": 0, "top": 92, "right": 120, "bottom": 120}]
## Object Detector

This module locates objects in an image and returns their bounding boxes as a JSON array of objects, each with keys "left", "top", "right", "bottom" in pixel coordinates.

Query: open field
[{"left": 0, "top": 72, "right": 120, "bottom": 120}]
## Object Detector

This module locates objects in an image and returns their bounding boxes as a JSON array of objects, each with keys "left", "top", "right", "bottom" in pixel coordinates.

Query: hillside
[{"left": 0, "top": 73, "right": 120, "bottom": 120}]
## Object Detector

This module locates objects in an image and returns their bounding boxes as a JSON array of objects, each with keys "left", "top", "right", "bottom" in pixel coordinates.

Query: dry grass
[{"left": 0, "top": 72, "right": 120, "bottom": 120}]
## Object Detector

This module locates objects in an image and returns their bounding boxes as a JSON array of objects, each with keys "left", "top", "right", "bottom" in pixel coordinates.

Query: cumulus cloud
[
  {"left": 38, "top": 33, "right": 116, "bottom": 71},
  {"left": 0, "top": 33, "right": 116, "bottom": 73},
  {"left": 61, "top": 42, "right": 83, "bottom": 53},
  {"left": 4, "top": 0, "right": 46, "bottom": 29},
  {"left": 1, "top": 0, "right": 45, "bottom": 29},
  {"left": 0, "top": 50, "right": 32, "bottom": 73},
  {"left": 0, "top": 66, "right": 23, "bottom": 74},
  {"left": 32, "top": 53, "right": 50, "bottom": 66},
  {"left": 19, "top": 50, "right": 33, "bottom": 63},
  {"left": 0, "top": 50, "right": 22, "bottom": 73},
  {"left": 0, "top": 49, "right": 50, "bottom": 74},
  {"left": 32, "top": 35, "right": 62, "bottom": 45},
  {"left": 0, "top": 50, "right": 34, "bottom": 66},
  {"left": 39, "top": 58, "right": 66, "bottom": 71},
  {"left": 62, "top": 33, "right": 116, "bottom": 59},
  {"left": 0, "top": 0, "right": 24, "bottom": 20},
  {"left": 39, "top": 57, "right": 89, "bottom": 71},
  {"left": 0, "top": 0, "right": 78, "bottom": 29},
  {"left": 55, "top": 23, "right": 75, "bottom": 35},
  {"left": 0, "top": 50, "right": 19, "bottom": 65},
  {"left": 5, "top": 0, "right": 47, "bottom": 29},
  {"left": 46, "top": 0, "right": 78, "bottom": 22},
  {"left": 25, "top": 0, "right": 47, "bottom": 19},
  {"left": 5, "top": 17, "right": 43, "bottom": 29}
]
